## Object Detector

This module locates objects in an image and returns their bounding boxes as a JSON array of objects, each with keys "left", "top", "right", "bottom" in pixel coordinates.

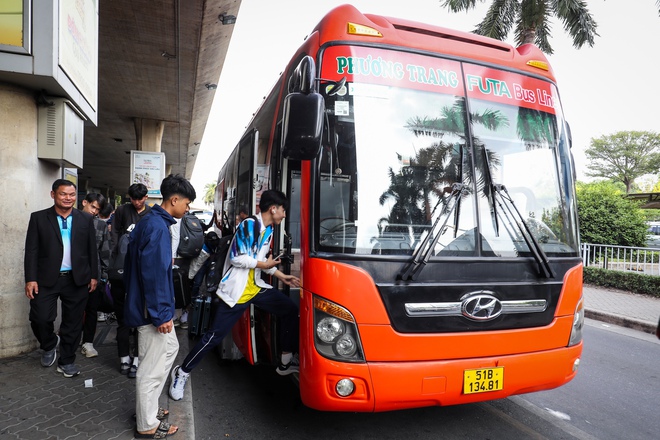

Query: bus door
[{"left": 231, "top": 130, "right": 260, "bottom": 365}]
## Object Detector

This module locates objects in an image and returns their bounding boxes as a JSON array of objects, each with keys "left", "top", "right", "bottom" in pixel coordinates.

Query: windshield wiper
[
  {"left": 398, "top": 183, "right": 464, "bottom": 281},
  {"left": 492, "top": 184, "right": 555, "bottom": 279}
]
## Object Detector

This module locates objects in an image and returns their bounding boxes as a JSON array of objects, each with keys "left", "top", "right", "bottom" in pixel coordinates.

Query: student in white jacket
[{"left": 169, "top": 190, "right": 301, "bottom": 401}]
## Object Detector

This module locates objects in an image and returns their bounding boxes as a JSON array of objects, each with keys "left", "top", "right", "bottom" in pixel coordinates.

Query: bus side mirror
[{"left": 282, "top": 55, "right": 325, "bottom": 160}]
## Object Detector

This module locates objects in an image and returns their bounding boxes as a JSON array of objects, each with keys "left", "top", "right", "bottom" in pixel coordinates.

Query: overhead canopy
[
  {"left": 627, "top": 192, "right": 660, "bottom": 209},
  {"left": 81, "top": 0, "right": 241, "bottom": 196}
]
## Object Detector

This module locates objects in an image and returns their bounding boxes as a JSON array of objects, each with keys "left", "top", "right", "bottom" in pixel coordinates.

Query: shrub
[
  {"left": 583, "top": 266, "right": 660, "bottom": 298},
  {"left": 576, "top": 181, "right": 648, "bottom": 247}
]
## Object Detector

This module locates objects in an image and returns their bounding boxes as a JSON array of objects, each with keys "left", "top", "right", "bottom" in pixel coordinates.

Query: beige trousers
[{"left": 135, "top": 324, "right": 179, "bottom": 432}]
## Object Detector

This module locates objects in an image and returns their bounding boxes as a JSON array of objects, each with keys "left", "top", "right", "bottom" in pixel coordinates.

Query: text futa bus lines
[{"left": 213, "top": 4, "right": 584, "bottom": 412}]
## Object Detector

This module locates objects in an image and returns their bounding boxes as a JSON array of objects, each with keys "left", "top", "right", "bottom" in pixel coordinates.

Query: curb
[
  {"left": 166, "top": 329, "right": 195, "bottom": 440},
  {"left": 585, "top": 308, "right": 656, "bottom": 335}
]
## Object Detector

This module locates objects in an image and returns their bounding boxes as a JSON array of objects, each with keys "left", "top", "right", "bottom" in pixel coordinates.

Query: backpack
[
  {"left": 177, "top": 212, "right": 205, "bottom": 258},
  {"left": 108, "top": 224, "right": 134, "bottom": 280},
  {"left": 205, "top": 216, "right": 259, "bottom": 292}
]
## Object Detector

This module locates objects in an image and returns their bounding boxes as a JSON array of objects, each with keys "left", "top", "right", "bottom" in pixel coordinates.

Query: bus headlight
[
  {"left": 568, "top": 297, "right": 584, "bottom": 346},
  {"left": 335, "top": 334, "right": 358, "bottom": 357},
  {"left": 314, "top": 296, "right": 365, "bottom": 363},
  {"left": 317, "top": 317, "right": 345, "bottom": 343}
]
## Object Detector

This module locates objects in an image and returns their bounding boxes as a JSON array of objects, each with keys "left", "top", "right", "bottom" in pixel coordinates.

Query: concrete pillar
[
  {"left": 0, "top": 83, "right": 61, "bottom": 357},
  {"left": 134, "top": 118, "right": 164, "bottom": 152}
]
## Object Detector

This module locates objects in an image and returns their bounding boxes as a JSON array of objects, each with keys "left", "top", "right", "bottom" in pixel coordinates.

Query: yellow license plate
[{"left": 463, "top": 367, "right": 504, "bottom": 394}]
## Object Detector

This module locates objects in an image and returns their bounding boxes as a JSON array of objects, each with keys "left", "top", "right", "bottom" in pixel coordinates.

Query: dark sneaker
[
  {"left": 120, "top": 361, "right": 131, "bottom": 375},
  {"left": 179, "top": 320, "right": 188, "bottom": 330},
  {"left": 41, "top": 335, "right": 60, "bottom": 367},
  {"left": 57, "top": 363, "right": 80, "bottom": 378},
  {"left": 276, "top": 354, "right": 299, "bottom": 376},
  {"left": 128, "top": 364, "right": 138, "bottom": 379}
]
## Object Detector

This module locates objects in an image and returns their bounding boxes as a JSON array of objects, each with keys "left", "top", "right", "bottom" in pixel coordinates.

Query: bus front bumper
[{"left": 298, "top": 343, "right": 582, "bottom": 412}]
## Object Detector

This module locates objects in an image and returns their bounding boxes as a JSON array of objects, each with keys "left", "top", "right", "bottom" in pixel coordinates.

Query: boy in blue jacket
[{"left": 124, "top": 174, "right": 196, "bottom": 439}]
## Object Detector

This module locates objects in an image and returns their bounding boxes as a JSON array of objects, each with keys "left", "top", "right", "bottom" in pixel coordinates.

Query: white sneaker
[
  {"left": 276, "top": 353, "right": 300, "bottom": 376},
  {"left": 81, "top": 343, "right": 98, "bottom": 358},
  {"left": 97, "top": 312, "right": 107, "bottom": 322},
  {"left": 169, "top": 365, "right": 189, "bottom": 401}
]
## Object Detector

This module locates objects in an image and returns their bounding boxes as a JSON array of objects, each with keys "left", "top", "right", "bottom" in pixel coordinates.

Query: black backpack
[
  {"left": 205, "top": 216, "right": 259, "bottom": 292},
  {"left": 108, "top": 225, "right": 134, "bottom": 280},
  {"left": 177, "top": 212, "right": 205, "bottom": 258}
]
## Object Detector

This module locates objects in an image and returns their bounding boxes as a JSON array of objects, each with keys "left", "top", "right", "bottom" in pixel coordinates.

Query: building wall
[{"left": 0, "top": 83, "right": 61, "bottom": 357}]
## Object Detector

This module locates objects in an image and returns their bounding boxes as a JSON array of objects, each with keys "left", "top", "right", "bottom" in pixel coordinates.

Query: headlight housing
[
  {"left": 314, "top": 296, "right": 365, "bottom": 362},
  {"left": 568, "top": 297, "right": 584, "bottom": 346}
]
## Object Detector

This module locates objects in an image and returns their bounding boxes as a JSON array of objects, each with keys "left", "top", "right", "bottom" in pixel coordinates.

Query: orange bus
[{"left": 213, "top": 4, "right": 583, "bottom": 412}]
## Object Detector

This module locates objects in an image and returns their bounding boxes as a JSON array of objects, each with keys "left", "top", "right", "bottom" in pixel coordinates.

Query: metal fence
[{"left": 581, "top": 243, "right": 660, "bottom": 276}]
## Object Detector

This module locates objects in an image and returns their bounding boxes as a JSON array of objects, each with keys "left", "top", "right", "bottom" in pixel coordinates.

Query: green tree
[
  {"left": 585, "top": 131, "right": 660, "bottom": 193},
  {"left": 203, "top": 181, "right": 216, "bottom": 206},
  {"left": 441, "top": 0, "right": 598, "bottom": 54},
  {"left": 576, "top": 181, "right": 648, "bottom": 246}
]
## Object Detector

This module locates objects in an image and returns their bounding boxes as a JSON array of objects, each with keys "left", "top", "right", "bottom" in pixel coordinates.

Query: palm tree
[
  {"left": 441, "top": 0, "right": 598, "bottom": 54},
  {"left": 203, "top": 181, "right": 216, "bottom": 206}
]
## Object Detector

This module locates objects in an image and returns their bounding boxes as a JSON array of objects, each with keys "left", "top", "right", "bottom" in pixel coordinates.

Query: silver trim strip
[{"left": 405, "top": 299, "right": 547, "bottom": 317}]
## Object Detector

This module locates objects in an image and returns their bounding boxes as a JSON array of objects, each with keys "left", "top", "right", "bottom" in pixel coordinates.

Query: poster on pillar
[{"left": 130, "top": 151, "right": 166, "bottom": 198}]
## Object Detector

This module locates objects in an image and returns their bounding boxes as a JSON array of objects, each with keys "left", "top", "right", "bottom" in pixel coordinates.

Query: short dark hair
[
  {"left": 99, "top": 202, "right": 114, "bottom": 218},
  {"left": 127, "top": 183, "right": 148, "bottom": 199},
  {"left": 160, "top": 174, "right": 196, "bottom": 201},
  {"left": 52, "top": 179, "right": 76, "bottom": 192},
  {"left": 259, "top": 189, "right": 288, "bottom": 212},
  {"left": 84, "top": 192, "right": 107, "bottom": 210}
]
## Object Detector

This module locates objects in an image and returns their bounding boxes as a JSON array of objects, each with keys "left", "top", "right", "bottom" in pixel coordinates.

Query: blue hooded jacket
[{"left": 123, "top": 204, "right": 177, "bottom": 327}]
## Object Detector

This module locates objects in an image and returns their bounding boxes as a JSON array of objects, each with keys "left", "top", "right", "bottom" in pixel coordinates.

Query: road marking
[{"left": 509, "top": 395, "right": 600, "bottom": 440}]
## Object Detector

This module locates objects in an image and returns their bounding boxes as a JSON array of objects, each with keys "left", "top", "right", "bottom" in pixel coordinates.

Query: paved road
[{"left": 191, "top": 318, "right": 660, "bottom": 440}]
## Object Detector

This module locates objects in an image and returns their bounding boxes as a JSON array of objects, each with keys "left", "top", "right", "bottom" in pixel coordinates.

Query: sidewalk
[
  {"left": 0, "top": 285, "right": 658, "bottom": 439},
  {"left": 0, "top": 320, "right": 194, "bottom": 440},
  {"left": 582, "top": 284, "right": 660, "bottom": 334}
]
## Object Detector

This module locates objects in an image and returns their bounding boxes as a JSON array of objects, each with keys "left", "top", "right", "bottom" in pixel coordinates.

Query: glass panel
[
  {"left": 317, "top": 83, "right": 476, "bottom": 255},
  {"left": 315, "top": 46, "right": 578, "bottom": 257},
  {"left": 464, "top": 62, "right": 579, "bottom": 257}
]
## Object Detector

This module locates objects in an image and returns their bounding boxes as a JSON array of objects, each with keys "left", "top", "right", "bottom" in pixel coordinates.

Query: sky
[{"left": 190, "top": 0, "right": 660, "bottom": 204}]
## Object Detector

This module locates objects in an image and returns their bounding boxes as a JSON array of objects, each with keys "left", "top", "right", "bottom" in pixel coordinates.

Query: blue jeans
[{"left": 180, "top": 288, "right": 298, "bottom": 373}]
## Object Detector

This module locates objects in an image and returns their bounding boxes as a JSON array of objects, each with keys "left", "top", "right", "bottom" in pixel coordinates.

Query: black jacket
[{"left": 24, "top": 207, "right": 99, "bottom": 287}]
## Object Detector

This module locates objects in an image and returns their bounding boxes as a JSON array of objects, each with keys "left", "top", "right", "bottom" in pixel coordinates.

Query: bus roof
[{"left": 301, "top": 4, "right": 555, "bottom": 80}]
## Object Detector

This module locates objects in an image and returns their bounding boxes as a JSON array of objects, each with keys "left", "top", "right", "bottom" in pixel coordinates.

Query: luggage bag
[{"left": 188, "top": 295, "right": 212, "bottom": 337}]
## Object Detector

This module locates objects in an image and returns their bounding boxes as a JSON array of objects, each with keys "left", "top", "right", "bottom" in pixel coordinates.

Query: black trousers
[
  {"left": 110, "top": 279, "right": 137, "bottom": 358},
  {"left": 82, "top": 284, "right": 102, "bottom": 344},
  {"left": 29, "top": 274, "right": 88, "bottom": 366},
  {"left": 181, "top": 288, "right": 299, "bottom": 373}
]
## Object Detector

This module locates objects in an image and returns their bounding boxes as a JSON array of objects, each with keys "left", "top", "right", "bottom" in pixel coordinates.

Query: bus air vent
[{"left": 393, "top": 24, "right": 511, "bottom": 53}]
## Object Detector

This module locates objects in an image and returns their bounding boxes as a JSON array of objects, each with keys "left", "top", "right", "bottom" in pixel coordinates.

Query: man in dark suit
[{"left": 24, "top": 179, "right": 98, "bottom": 377}]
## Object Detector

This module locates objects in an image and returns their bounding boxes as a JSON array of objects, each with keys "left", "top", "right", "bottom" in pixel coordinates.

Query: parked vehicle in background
[
  {"left": 190, "top": 210, "right": 213, "bottom": 227},
  {"left": 647, "top": 221, "right": 660, "bottom": 248}
]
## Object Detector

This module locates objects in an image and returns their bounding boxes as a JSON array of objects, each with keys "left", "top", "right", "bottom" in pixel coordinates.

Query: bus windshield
[{"left": 315, "top": 48, "right": 579, "bottom": 258}]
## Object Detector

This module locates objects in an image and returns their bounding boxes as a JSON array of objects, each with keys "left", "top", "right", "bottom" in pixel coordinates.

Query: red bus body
[{"left": 214, "top": 5, "right": 583, "bottom": 412}]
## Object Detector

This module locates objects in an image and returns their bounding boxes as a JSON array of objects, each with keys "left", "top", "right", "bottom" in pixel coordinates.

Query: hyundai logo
[{"left": 461, "top": 292, "right": 502, "bottom": 321}]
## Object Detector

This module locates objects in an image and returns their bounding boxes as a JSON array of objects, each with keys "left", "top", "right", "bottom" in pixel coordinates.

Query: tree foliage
[
  {"left": 203, "top": 181, "right": 216, "bottom": 206},
  {"left": 576, "top": 181, "right": 648, "bottom": 246},
  {"left": 584, "top": 131, "right": 660, "bottom": 193},
  {"left": 441, "top": 0, "right": 599, "bottom": 54}
]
